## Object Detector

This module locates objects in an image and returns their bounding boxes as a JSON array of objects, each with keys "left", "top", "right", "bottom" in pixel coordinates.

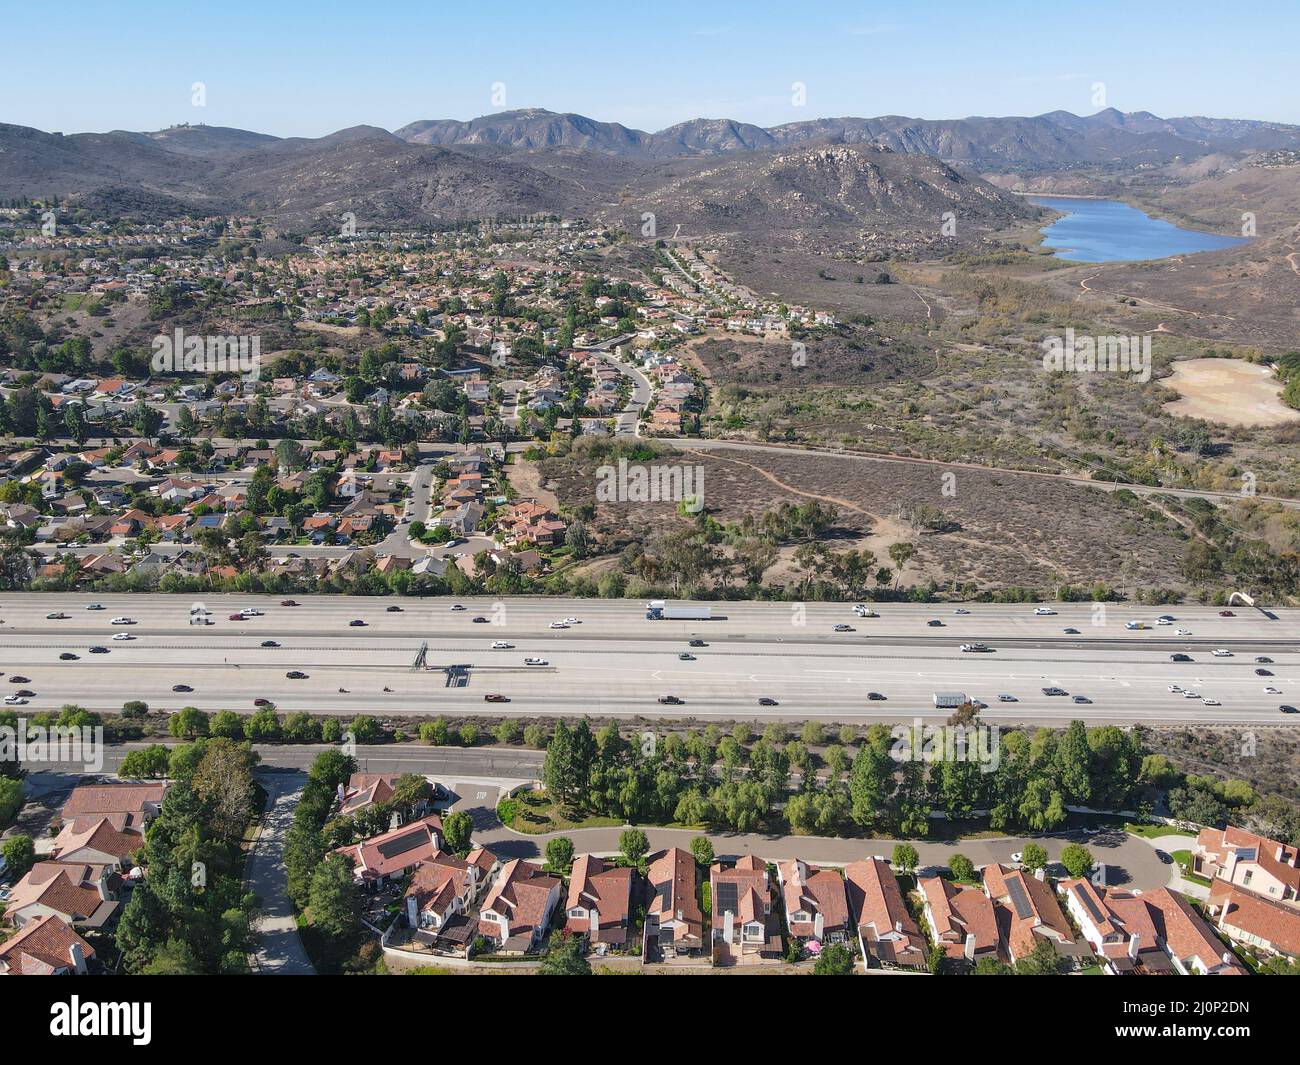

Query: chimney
[
  {"left": 1034, "top": 867, "right": 1046, "bottom": 882},
  {"left": 814, "top": 912, "right": 824, "bottom": 939},
  {"left": 406, "top": 896, "right": 418, "bottom": 927},
  {"left": 336, "top": 782, "right": 346, "bottom": 804},
  {"left": 590, "top": 907, "right": 599, "bottom": 934},
  {"left": 723, "top": 910, "right": 734, "bottom": 943},
  {"left": 964, "top": 932, "right": 976, "bottom": 961},
  {"left": 895, "top": 919, "right": 903, "bottom": 933},
  {"left": 69, "top": 942, "right": 87, "bottom": 975},
  {"left": 1128, "top": 932, "right": 1141, "bottom": 959}
]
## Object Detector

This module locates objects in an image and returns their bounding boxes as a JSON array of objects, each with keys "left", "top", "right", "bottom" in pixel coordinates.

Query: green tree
[
  {"left": 1059, "top": 843, "right": 1094, "bottom": 880},
  {"left": 1016, "top": 938, "right": 1063, "bottom": 975},
  {"left": 168, "top": 706, "right": 209, "bottom": 739},
  {"left": 689, "top": 835, "right": 714, "bottom": 867},
  {"left": 307, "top": 854, "right": 356, "bottom": 938},
  {"left": 545, "top": 835, "right": 575, "bottom": 874},
  {"left": 892, "top": 843, "right": 919, "bottom": 875},
  {"left": 949, "top": 853, "right": 975, "bottom": 882},
  {"left": 619, "top": 827, "right": 649, "bottom": 868},
  {"left": 118, "top": 744, "right": 171, "bottom": 779},
  {"left": 537, "top": 931, "right": 591, "bottom": 975},
  {"left": 1, "top": 833, "right": 36, "bottom": 878},
  {"left": 813, "top": 942, "right": 855, "bottom": 975},
  {"left": 441, "top": 810, "right": 473, "bottom": 855}
]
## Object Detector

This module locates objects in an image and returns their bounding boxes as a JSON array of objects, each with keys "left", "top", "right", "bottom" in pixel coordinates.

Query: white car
[
  {"left": 953, "top": 608, "right": 970, "bottom": 615},
  {"left": 549, "top": 621, "right": 569, "bottom": 629},
  {"left": 491, "top": 641, "right": 513, "bottom": 650},
  {"left": 1176, "top": 629, "right": 1193, "bottom": 636},
  {"left": 853, "top": 605, "right": 878, "bottom": 618},
  {"left": 1265, "top": 686, "right": 1282, "bottom": 694},
  {"left": 1033, "top": 607, "right": 1056, "bottom": 616},
  {"left": 563, "top": 617, "right": 579, "bottom": 625},
  {"left": 1202, "top": 698, "right": 1222, "bottom": 706},
  {"left": 1010, "top": 851, "right": 1024, "bottom": 864},
  {"left": 242, "top": 609, "right": 264, "bottom": 617},
  {"left": 112, "top": 632, "right": 136, "bottom": 641},
  {"left": 1183, "top": 691, "right": 1201, "bottom": 699},
  {"left": 1156, "top": 618, "right": 1172, "bottom": 626},
  {"left": 110, "top": 616, "right": 134, "bottom": 625},
  {"left": 86, "top": 603, "right": 105, "bottom": 610},
  {"left": 3, "top": 695, "right": 27, "bottom": 705},
  {"left": 1167, "top": 685, "right": 1183, "bottom": 693},
  {"left": 1212, "top": 649, "right": 1233, "bottom": 657},
  {"left": 524, "top": 657, "right": 548, "bottom": 666}
]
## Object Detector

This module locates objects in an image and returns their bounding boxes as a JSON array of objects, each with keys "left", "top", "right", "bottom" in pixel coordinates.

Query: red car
[
  {"left": 229, "top": 613, "right": 245, "bottom": 621},
  {"left": 253, "top": 698, "right": 273, "bottom": 707},
  {"left": 280, "top": 600, "right": 299, "bottom": 607},
  {"left": 1218, "top": 610, "right": 1235, "bottom": 617},
  {"left": 483, "top": 693, "right": 510, "bottom": 703}
]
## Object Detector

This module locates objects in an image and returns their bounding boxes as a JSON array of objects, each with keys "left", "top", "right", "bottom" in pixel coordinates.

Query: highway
[{"left": 1, "top": 593, "right": 1298, "bottom": 726}]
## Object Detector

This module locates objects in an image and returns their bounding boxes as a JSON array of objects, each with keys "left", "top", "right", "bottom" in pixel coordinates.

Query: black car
[
  {"left": 1256, "top": 668, "right": 1273, "bottom": 676},
  {"left": 89, "top": 646, "right": 109, "bottom": 654},
  {"left": 1042, "top": 686, "right": 1069, "bottom": 696},
  {"left": 758, "top": 697, "right": 779, "bottom": 706},
  {"left": 1256, "top": 656, "right": 1274, "bottom": 664},
  {"left": 867, "top": 692, "right": 887, "bottom": 701},
  {"left": 1281, "top": 705, "right": 1299, "bottom": 714},
  {"left": 927, "top": 619, "right": 944, "bottom": 627},
  {"left": 9, "top": 676, "right": 30, "bottom": 684},
  {"left": 261, "top": 640, "right": 280, "bottom": 648},
  {"left": 14, "top": 689, "right": 35, "bottom": 698},
  {"left": 472, "top": 616, "right": 489, "bottom": 624},
  {"left": 689, "top": 639, "right": 707, "bottom": 647},
  {"left": 349, "top": 619, "right": 366, "bottom": 627},
  {"left": 657, "top": 695, "right": 684, "bottom": 705},
  {"left": 386, "top": 605, "right": 403, "bottom": 612},
  {"left": 172, "top": 684, "right": 193, "bottom": 693},
  {"left": 1170, "top": 653, "right": 1193, "bottom": 662},
  {"left": 59, "top": 652, "right": 79, "bottom": 660},
  {"left": 286, "top": 671, "right": 309, "bottom": 679}
]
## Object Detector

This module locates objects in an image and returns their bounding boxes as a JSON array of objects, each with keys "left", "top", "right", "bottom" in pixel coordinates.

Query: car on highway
[
  {"left": 852, "top": 605, "right": 878, "bottom": 618},
  {"left": 46, "top": 612, "right": 68, "bottom": 620},
  {"left": 563, "top": 617, "right": 580, "bottom": 625},
  {"left": 1168, "top": 685, "right": 1183, "bottom": 693},
  {"left": 4, "top": 696, "right": 27, "bottom": 705},
  {"left": 1042, "top": 687, "right": 1068, "bottom": 696},
  {"left": 1033, "top": 607, "right": 1056, "bottom": 615},
  {"left": 9, "top": 676, "right": 30, "bottom": 684},
  {"left": 13, "top": 689, "right": 35, "bottom": 698},
  {"left": 88, "top": 646, "right": 108, "bottom": 654},
  {"left": 1281, "top": 705, "right": 1299, "bottom": 714},
  {"left": 678, "top": 653, "right": 696, "bottom": 661},
  {"left": 657, "top": 695, "right": 684, "bottom": 705},
  {"left": 450, "top": 604, "right": 466, "bottom": 611},
  {"left": 242, "top": 609, "right": 264, "bottom": 617},
  {"left": 190, "top": 606, "right": 210, "bottom": 616},
  {"left": 524, "top": 657, "right": 548, "bottom": 666},
  {"left": 1264, "top": 686, "right": 1282, "bottom": 695},
  {"left": 229, "top": 613, "right": 246, "bottom": 621},
  {"left": 254, "top": 698, "right": 274, "bottom": 707},
  {"left": 483, "top": 694, "right": 510, "bottom": 703},
  {"left": 110, "top": 616, "right": 135, "bottom": 625},
  {"left": 1176, "top": 628, "right": 1193, "bottom": 636},
  {"left": 1219, "top": 610, "right": 1235, "bottom": 617},
  {"left": 349, "top": 619, "right": 367, "bottom": 627},
  {"left": 758, "top": 697, "right": 779, "bottom": 706},
  {"left": 386, "top": 605, "right": 403, "bottom": 612},
  {"left": 286, "top": 671, "right": 308, "bottom": 679},
  {"left": 1072, "top": 695, "right": 1092, "bottom": 704},
  {"left": 1183, "top": 691, "right": 1201, "bottom": 699},
  {"left": 1170, "top": 653, "right": 1193, "bottom": 662},
  {"left": 261, "top": 640, "right": 281, "bottom": 648},
  {"left": 1157, "top": 614, "right": 1177, "bottom": 623},
  {"left": 1256, "top": 668, "right": 1273, "bottom": 676},
  {"left": 112, "top": 632, "right": 135, "bottom": 641},
  {"left": 1212, "top": 649, "right": 1233, "bottom": 657},
  {"left": 1202, "top": 698, "right": 1221, "bottom": 706},
  {"left": 280, "top": 600, "right": 299, "bottom": 607},
  {"left": 1256, "top": 656, "right": 1273, "bottom": 664},
  {"left": 491, "top": 641, "right": 513, "bottom": 650},
  {"left": 549, "top": 621, "right": 570, "bottom": 629},
  {"left": 960, "top": 643, "right": 992, "bottom": 653},
  {"left": 867, "top": 692, "right": 887, "bottom": 701},
  {"left": 689, "top": 639, "right": 707, "bottom": 647},
  {"left": 833, "top": 624, "right": 854, "bottom": 632},
  {"left": 1062, "top": 628, "right": 1080, "bottom": 635},
  {"left": 86, "top": 603, "right": 105, "bottom": 611},
  {"left": 953, "top": 608, "right": 971, "bottom": 615},
  {"left": 927, "top": 619, "right": 944, "bottom": 627},
  {"left": 998, "top": 694, "right": 1018, "bottom": 702},
  {"left": 59, "top": 652, "right": 79, "bottom": 660},
  {"left": 172, "top": 684, "right": 193, "bottom": 693}
]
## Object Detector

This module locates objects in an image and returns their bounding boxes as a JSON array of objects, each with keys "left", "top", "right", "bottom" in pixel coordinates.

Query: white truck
[{"left": 645, "top": 600, "right": 714, "bottom": 621}]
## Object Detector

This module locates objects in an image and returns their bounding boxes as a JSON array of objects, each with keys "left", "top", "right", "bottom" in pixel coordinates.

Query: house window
[{"left": 567, "top": 907, "right": 585, "bottom": 919}]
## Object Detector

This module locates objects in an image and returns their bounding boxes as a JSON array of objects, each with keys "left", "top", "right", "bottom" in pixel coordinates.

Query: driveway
[{"left": 245, "top": 774, "right": 315, "bottom": 974}]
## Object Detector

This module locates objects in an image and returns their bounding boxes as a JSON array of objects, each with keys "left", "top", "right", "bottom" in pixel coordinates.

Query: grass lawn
[
  {"left": 499, "top": 790, "right": 624, "bottom": 834},
  {"left": 1125, "top": 822, "right": 1195, "bottom": 839},
  {"left": 1171, "top": 849, "right": 1213, "bottom": 887}
]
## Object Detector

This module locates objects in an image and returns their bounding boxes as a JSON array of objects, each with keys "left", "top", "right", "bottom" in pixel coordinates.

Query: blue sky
[{"left": 4, "top": 0, "right": 1298, "bottom": 136}]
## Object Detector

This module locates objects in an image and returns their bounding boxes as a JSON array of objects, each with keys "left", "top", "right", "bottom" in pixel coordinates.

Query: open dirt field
[{"left": 1162, "top": 358, "right": 1300, "bottom": 428}]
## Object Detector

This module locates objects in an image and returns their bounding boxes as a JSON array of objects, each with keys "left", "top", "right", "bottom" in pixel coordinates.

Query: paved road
[
  {"left": 244, "top": 775, "right": 315, "bottom": 975},
  {"left": 3, "top": 593, "right": 1297, "bottom": 726}
]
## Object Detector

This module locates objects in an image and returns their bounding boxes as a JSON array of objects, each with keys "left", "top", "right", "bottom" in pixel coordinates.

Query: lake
[{"left": 1028, "top": 196, "right": 1248, "bottom": 263}]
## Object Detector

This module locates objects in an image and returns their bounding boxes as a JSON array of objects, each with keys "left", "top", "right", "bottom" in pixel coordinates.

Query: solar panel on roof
[
  {"left": 716, "top": 882, "right": 738, "bottom": 914},
  {"left": 377, "top": 831, "right": 429, "bottom": 859},
  {"left": 1006, "top": 876, "right": 1034, "bottom": 920},
  {"left": 1076, "top": 886, "right": 1105, "bottom": 925},
  {"left": 1236, "top": 847, "right": 1257, "bottom": 861}
]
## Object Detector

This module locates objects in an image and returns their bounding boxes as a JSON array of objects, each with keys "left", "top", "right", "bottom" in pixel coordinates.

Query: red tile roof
[{"left": 0, "top": 914, "right": 95, "bottom": 975}]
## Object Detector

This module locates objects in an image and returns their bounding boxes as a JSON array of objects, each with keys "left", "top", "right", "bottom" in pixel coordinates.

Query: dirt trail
[{"left": 678, "top": 447, "right": 874, "bottom": 518}]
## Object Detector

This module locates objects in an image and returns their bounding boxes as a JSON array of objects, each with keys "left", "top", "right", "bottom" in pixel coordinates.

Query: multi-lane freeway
[{"left": 1, "top": 593, "right": 1297, "bottom": 725}]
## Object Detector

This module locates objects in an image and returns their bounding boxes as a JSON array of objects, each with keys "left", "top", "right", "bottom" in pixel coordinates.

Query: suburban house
[
  {"left": 0, "top": 913, "right": 96, "bottom": 975},
  {"left": 61, "top": 783, "right": 165, "bottom": 832},
  {"left": 1195, "top": 825, "right": 1300, "bottom": 905},
  {"left": 1206, "top": 879, "right": 1300, "bottom": 961},
  {"left": 335, "top": 814, "right": 443, "bottom": 888},
  {"left": 49, "top": 817, "right": 145, "bottom": 869},
  {"left": 477, "top": 859, "right": 562, "bottom": 954},
  {"left": 403, "top": 847, "right": 500, "bottom": 954},
  {"left": 1060, "top": 878, "right": 1174, "bottom": 974},
  {"left": 710, "top": 855, "right": 781, "bottom": 963},
  {"left": 777, "top": 859, "right": 851, "bottom": 945},
  {"left": 919, "top": 875, "right": 1000, "bottom": 965},
  {"left": 844, "top": 858, "right": 927, "bottom": 971},
  {"left": 3, "top": 862, "right": 119, "bottom": 930},
  {"left": 337, "top": 772, "right": 429, "bottom": 820},
  {"left": 1144, "top": 887, "right": 1247, "bottom": 975},
  {"left": 564, "top": 854, "right": 636, "bottom": 947},
  {"left": 644, "top": 848, "right": 703, "bottom": 958},
  {"left": 982, "top": 863, "right": 1073, "bottom": 962}
]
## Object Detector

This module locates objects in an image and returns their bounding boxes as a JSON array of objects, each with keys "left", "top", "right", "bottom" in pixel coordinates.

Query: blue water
[{"left": 1028, "top": 196, "right": 1248, "bottom": 263}]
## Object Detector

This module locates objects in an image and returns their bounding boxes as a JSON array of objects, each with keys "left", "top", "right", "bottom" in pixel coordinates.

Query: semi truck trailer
[{"left": 645, "top": 600, "right": 714, "bottom": 621}]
